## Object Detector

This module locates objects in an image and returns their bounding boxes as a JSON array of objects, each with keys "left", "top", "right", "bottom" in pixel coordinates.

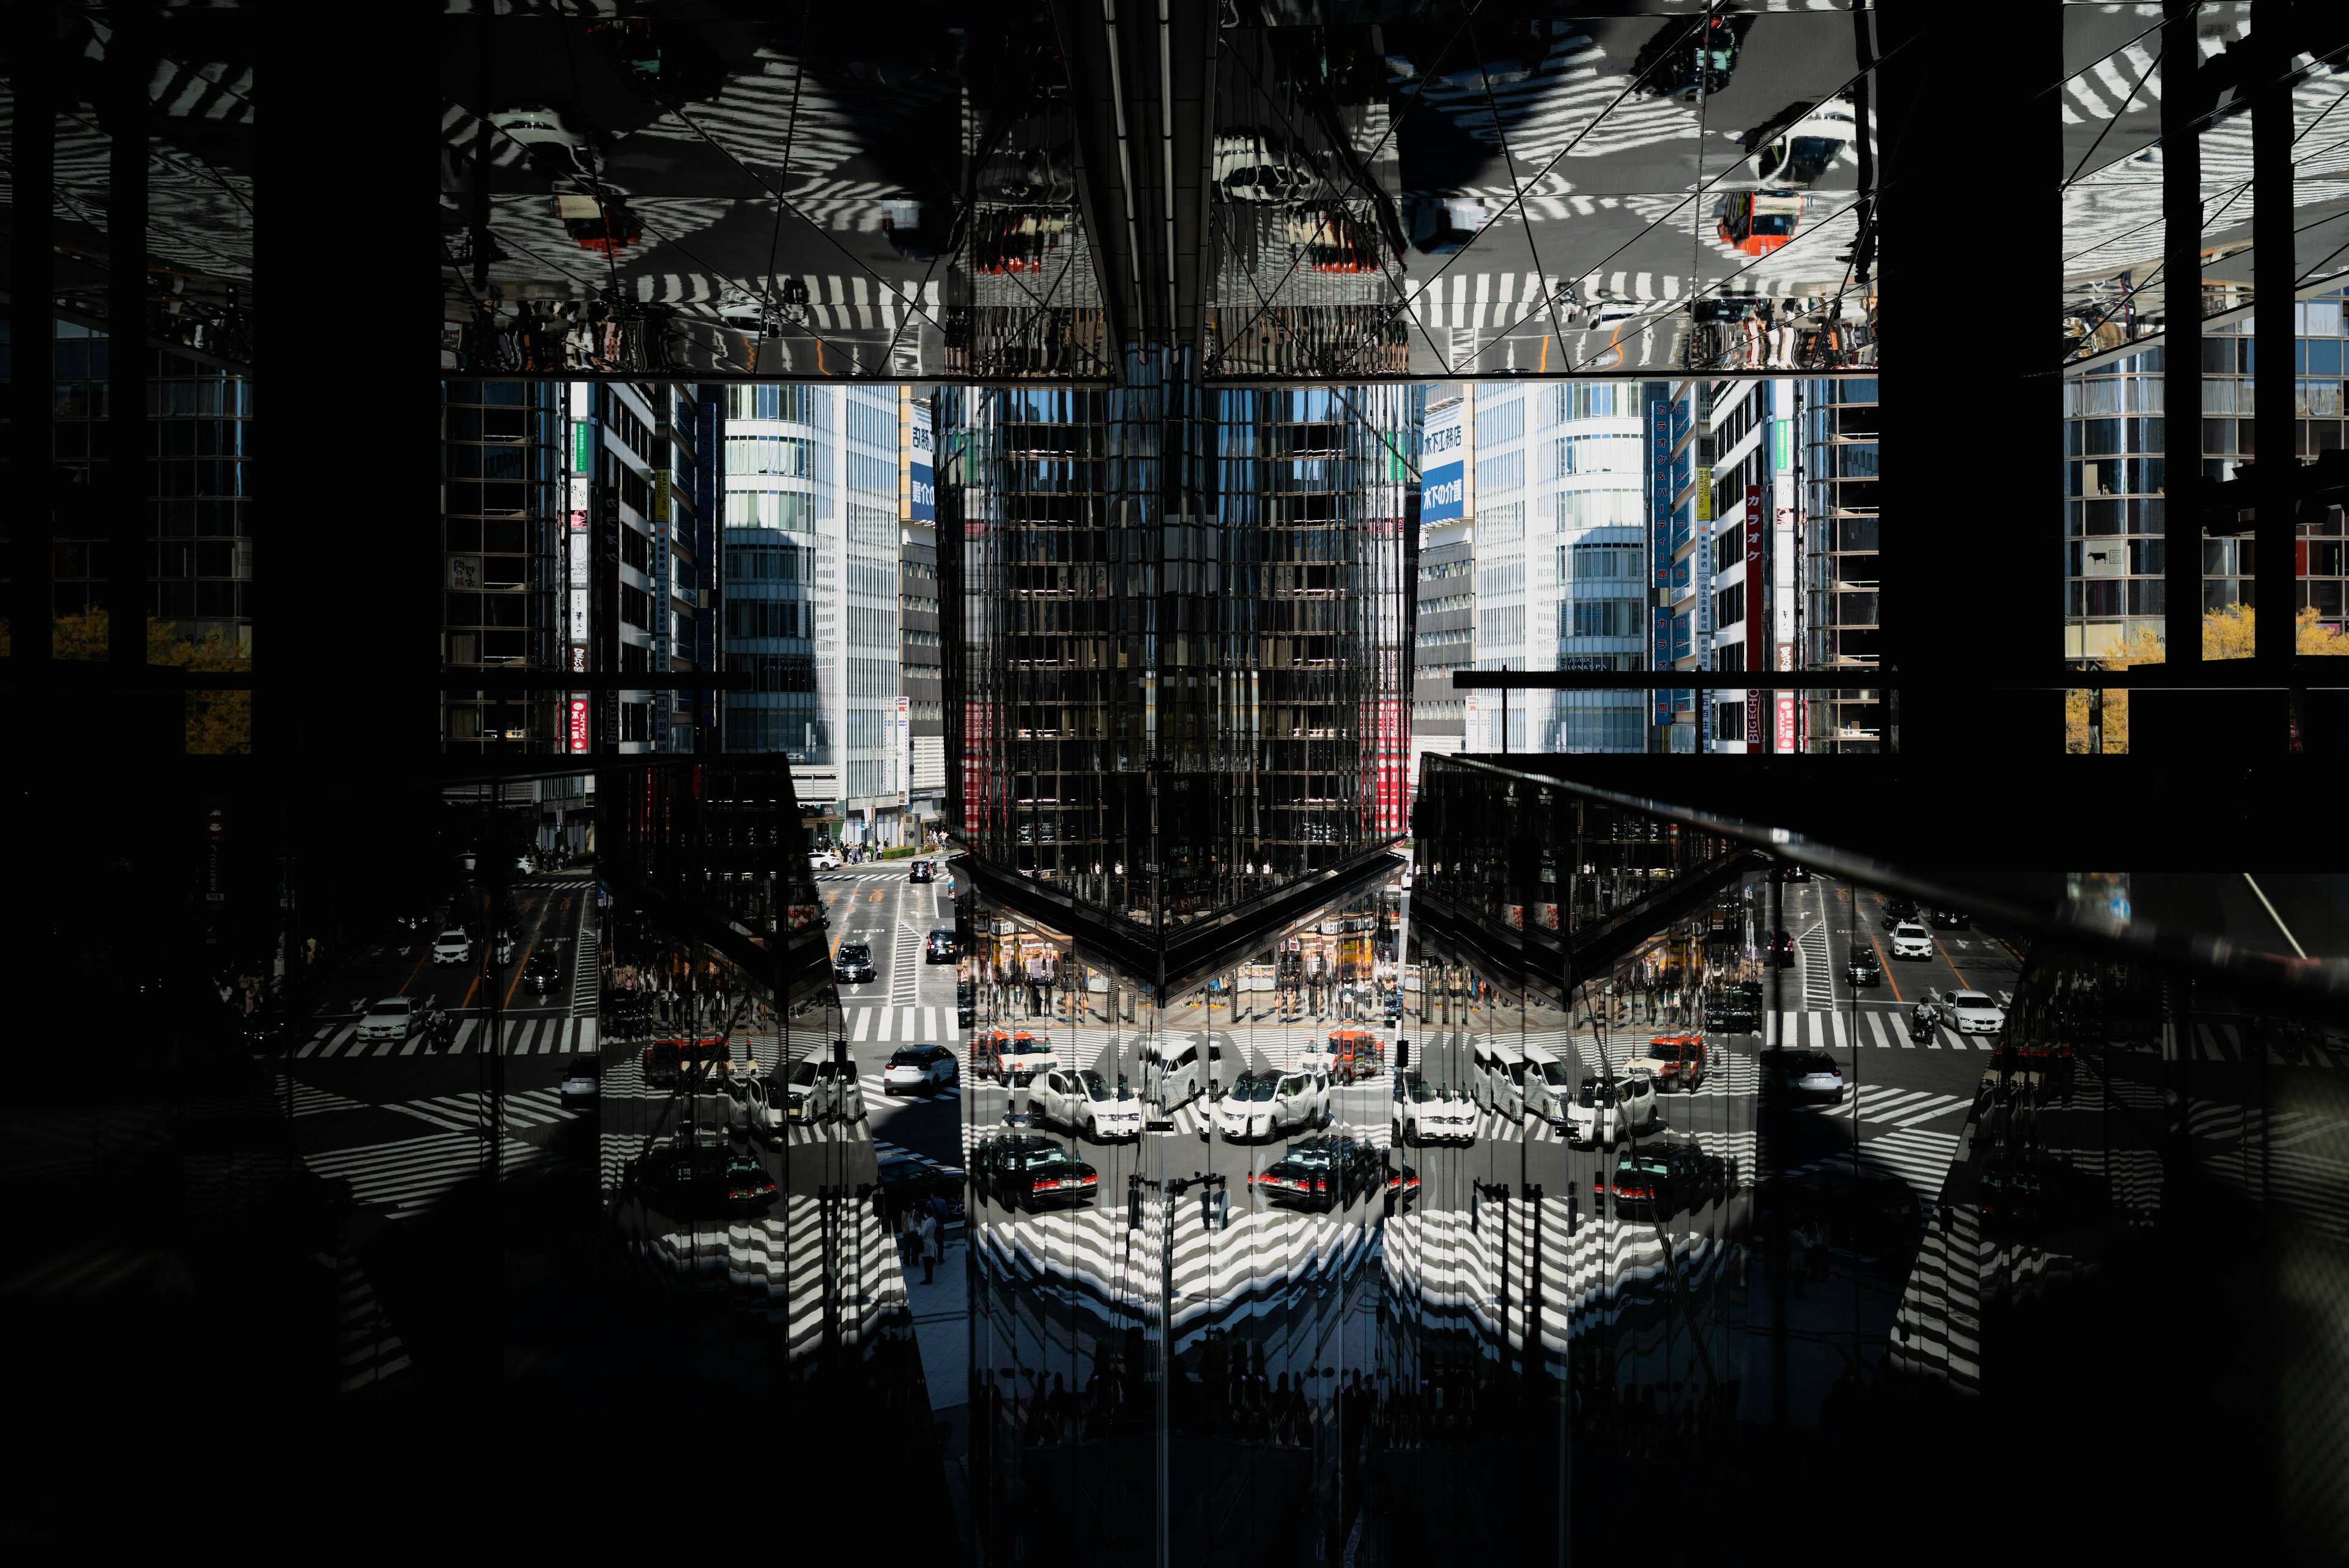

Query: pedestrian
[
  {"left": 919, "top": 1206, "right": 942, "bottom": 1284},
  {"left": 1787, "top": 1218, "right": 1811, "bottom": 1298}
]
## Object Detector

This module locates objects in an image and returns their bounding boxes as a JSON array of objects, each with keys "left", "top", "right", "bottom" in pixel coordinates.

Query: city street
[{"left": 270, "top": 871, "right": 603, "bottom": 1222}]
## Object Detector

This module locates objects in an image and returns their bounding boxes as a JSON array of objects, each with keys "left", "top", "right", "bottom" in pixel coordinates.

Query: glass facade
[
  {"left": 442, "top": 379, "right": 561, "bottom": 751},
  {"left": 947, "top": 356, "right": 1416, "bottom": 924},
  {"left": 722, "top": 384, "right": 829, "bottom": 765},
  {"left": 2063, "top": 291, "right": 2349, "bottom": 661}
]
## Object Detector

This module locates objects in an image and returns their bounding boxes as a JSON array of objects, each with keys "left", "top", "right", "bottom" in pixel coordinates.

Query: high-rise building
[
  {"left": 839, "top": 384, "right": 906, "bottom": 849},
  {"left": 442, "top": 377, "right": 561, "bottom": 754},
  {"left": 1543, "top": 382, "right": 1650, "bottom": 752},
  {"left": 1803, "top": 374, "right": 1882, "bottom": 749},
  {"left": 1409, "top": 390, "right": 1470, "bottom": 795},
  {"left": 719, "top": 384, "right": 830, "bottom": 811},
  {"left": 901, "top": 397, "right": 944, "bottom": 834},
  {"left": 2061, "top": 290, "right": 2349, "bottom": 664},
  {"left": 946, "top": 365, "right": 1417, "bottom": 921}
]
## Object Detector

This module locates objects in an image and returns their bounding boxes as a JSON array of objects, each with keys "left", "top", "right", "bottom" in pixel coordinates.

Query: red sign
[
  {"left": 1775, "top": 694, "right": 1797, "bottom": 753},
  {"left": 569, "top": 698, "right": 590, "bottom": 754}
]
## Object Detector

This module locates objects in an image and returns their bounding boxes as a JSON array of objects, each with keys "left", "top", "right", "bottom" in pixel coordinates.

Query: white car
[
  {"left": 809, "top": 850, "right": 842, "bottom": 871},
  {"left": 1030, "top": 1068, "right": 1144, "bottom": 1142},
  {"left": 1564, "top": 1072, "right": 1660, "bottom": 1148},
  {"left": 1393, "top": 1072, "right": 1476, "bottom": 1146},
  {"left": 490, "top": 930, "right": 516, "bottom": 965},
  {"left": 486, "top": 104, "right": 595, "bottom": 177},
  {"left": 558, "top": 1059, "right": 599, "bottom": 1108},
  {"left": 883, "top": 1044, "right": 958, "bottom": 1095},
  {"left": 1947, "top": 991, "right": 2007, "bottom": 1035},
  {"left": 1751, "top": 98, "right": 1857, "bottom": 188},
  {"left": 431, "top": 928, "right": 472, "bottom": 964},
  {"left": 1217, "top": 1069, "right": 1329, "bottom": 1143},
  {"left": 356, "top": 997, "right": 415, "bottom": 1043},
  {"left": 1890, "top": 922, "right": 1934, "bottom": 960}
]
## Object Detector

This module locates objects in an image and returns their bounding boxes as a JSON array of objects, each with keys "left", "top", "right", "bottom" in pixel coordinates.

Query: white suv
[
  {"left": 431, "top": 928, "right": 472, "bottom": 964},
  {"left": 1030, "top": 1068, "right": 1144, "bottom": 1142},
  {"left": 1216, "top": 1069, "right": 1329, "bottom": 1143},
  {"left": 1393, "top": 1072, "right": 1475, "bottom": 1146},
  {"left": 1564, "top": 1072, "right": 1660, "bottom": 1148},
  {"left": 1890, "top": 923, "right": 1934, "bottom": 960},
  {"left": 809, "top": 850, "right": 842, "bottom": 871}
]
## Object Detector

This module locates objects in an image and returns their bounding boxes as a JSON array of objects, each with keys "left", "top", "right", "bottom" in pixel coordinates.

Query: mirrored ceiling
[{"left": 431, "top": 4, "right": 1884, "bottom": 381}]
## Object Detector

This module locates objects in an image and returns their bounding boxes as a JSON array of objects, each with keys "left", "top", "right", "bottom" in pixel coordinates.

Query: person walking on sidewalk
[{"left": 918, "top": 1207, "right": 942, "bottom": 1284}]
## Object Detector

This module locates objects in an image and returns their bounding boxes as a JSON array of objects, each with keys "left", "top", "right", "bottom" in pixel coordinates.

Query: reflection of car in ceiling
[
  {"left": 1285, "top": 205, "right": 1381, "bottom": 273},
  {"left": 1408, "top": 195, "right": 1487, "bottom": 255},
  {"left": 1746, "top": 98, "right": 1857, "bottom": 188},
  {"left": 1630, "top": 13, "right": 1753, "bottom": 103},
  {"left": 556, "top": 193, "right": 642, "bottom": 255},
  {"left": 1716, "top": 191, "right": 1803, "bottom": 256},
  {"left": 972, "top": 210, "right": 1067, "bottom": 275},
  {"left": 1215, "top": 132, "right": 1324, "bottom": 203},
  {"left": 882, "top": 199, "right": 954, "bottom": 262},
  {"left": 584, "top": 17, "right": 727, "bottom": 105},
  {"left": 976, "top": 144, "right": 1077, "bottom": 206},
  {"left": 488, "top": 105, "right": 601, "bottom": 180}
]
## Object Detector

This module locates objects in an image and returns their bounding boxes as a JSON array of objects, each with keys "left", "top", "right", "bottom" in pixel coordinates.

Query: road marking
[
  {"left": 1936, "top": 939, "right": 1975, "bottom": 992},
  {"left": 853, "top": 1009, "right": 874, "bottom": 1042},
  {"left": 877, "top": 1006, "right": 894, "bottom": 1042},
  {"left": 392, "top": 945, "right": 432, "bottom": 999},
  {"left": 1830, "top": 1011, "right": 1848, "bottom": 1049},
  {"left": 1866, "top": 926, "right": 1902, "bottom": 1003},
  {"left": 452, "top": 1019, "right": 478, "bottom": 1053},
  {"left": 926, "top": 1006, "right": 941, "bottom": 1041},
  {"left": 1865, "top": 1011, "right": 1891, "bottom": 1049},
  {"left": 903, "top": 1007, "right": 918, "bottom": 1041}
]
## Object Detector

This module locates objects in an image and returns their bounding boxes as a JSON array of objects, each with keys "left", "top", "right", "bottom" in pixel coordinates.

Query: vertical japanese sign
[
  {"left": 1651, "top": 397, "right": 1674, "bottom": 726},
  {"left": 910, "top": 407, "right": 935, "bottom": 522},
  {"left": 570, "top": 698, "right": 590, "bottom": 754},
  {"left": 1745, "top": 483, "right": 1764, "bottom": 750},
  {"left": 1772, "top": 380, "right": 1797, "bottom": 738},
  {"left": 896, "top": 693, "right": 911, "bottom": 807}
]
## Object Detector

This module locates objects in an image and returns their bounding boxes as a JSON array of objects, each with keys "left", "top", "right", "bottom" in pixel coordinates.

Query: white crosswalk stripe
[
  {"left": 270, "top": 1077, "right": 369, "bottom": 1118},
  {"left": 386, "top": 1088, "right": 580, "bottom": 1136},
  {"left": 302, "top": 1133, "right": 566, "bottom": 1219}
]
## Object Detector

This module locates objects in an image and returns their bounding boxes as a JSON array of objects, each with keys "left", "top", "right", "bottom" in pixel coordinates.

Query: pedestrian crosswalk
[
  {"left": 850, "top": 1005, "right": 956, "bottom": 1044},
  {"left": 295, "top": 1014, "right": 601, "bottom": 1059},
  {"left": 387, "top": 1087, "right": 581, "bottom": 1136},
  {"left": 331, "top": 1248, "right": 412, "bottom": 1394},
  {"left": 1798, "top": 1085, "right": 1973, "bottom": 1129},
  {"left": 1759, "top": 1010, "right": 2003, "bottom": 1052},
  {"left": 302, "top": 1131, "right": 568, "bottom": 1220},
  {"left": 1780, "top": 1127, "right": 1965, "bottom": 1205},
  {"left": 269, "top": 1077, "right": 371, "bottom": 1118}
]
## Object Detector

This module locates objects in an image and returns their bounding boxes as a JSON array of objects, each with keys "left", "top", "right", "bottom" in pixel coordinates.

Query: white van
[
  {"left": 1140, "top": 1031, "right": 1206, "bottom": 1109},
  {"left": 1472, "top": 1038, "right": 1526, "bottom": 1121},
  {"left": 1519, "top": 1043, "right": 1576, "bottom": 1131}
]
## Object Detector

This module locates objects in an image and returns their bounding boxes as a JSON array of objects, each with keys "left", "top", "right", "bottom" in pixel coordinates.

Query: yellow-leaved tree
[
  {"left": 34, "top": 609, "right": 253, "bottom": 754},
  {"left": 2067, "top": 605, "right": 2349, "bottom": 752}
]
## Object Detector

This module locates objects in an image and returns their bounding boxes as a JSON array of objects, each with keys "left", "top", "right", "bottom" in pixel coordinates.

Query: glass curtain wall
[{"left": 948, "top": 352, "right": 1416, "bottom": 926}]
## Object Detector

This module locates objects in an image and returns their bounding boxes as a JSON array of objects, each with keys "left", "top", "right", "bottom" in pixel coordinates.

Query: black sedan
[
  {"left": 908, "top": 859, "right": 935, "bottom": 884},
  {"left": 925, "top": 928, "right": 959, "bottom": 964},
  {"left": 1384, "top": 1153, "right": 1421, "bottom": 1211},
  {"left": 1846, "top": 949, "right": 1882, "bottom": 988},
  {"left": 976, "top": 1135, "right": 1098, "bottom": 1211},
  {"left": 523, "top": 948, "right": 563, "bottom": 994},
  {"left": 1929, "top": 908, "right": 1969, "bottom": 930},
  {"left": 1603, "top": 1139, "right": 1721, "bottom": 1218},
  {"left": 1252, "top": 1137, "right": 1380, "bottom": 1212},
  {"left": 1882, "top": 896, "right": 1920, "bottom": 929},
  {"left": 834, "top": 941, "right": 876, "bottom": 984},
  {"left": 1767, "top": 929, "right": 1797, "bottom": 968}
]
